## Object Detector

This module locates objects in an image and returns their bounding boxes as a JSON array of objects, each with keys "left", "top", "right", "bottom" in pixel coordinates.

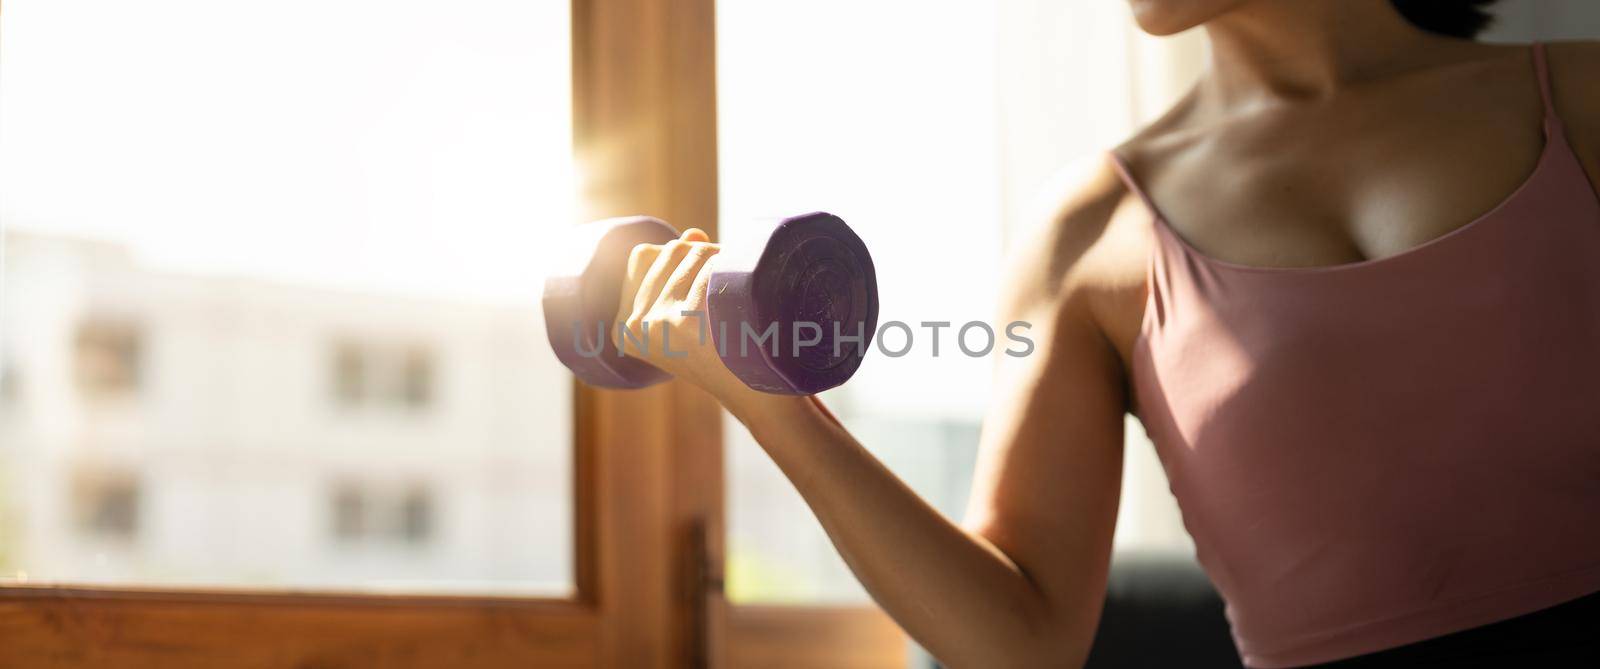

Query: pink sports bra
[{"left": 1113, "top": 43, "right": 1600, "bottom": 668}]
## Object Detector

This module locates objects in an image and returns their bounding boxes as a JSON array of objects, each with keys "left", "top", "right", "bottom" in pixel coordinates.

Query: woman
[{"left": 613, "top": 1, "right": 1600, "bottom": 666}]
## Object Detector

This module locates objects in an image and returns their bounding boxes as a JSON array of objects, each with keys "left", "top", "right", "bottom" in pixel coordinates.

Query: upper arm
[{"left": 961, "top": 156, "right": 1140, "bottom": 652}]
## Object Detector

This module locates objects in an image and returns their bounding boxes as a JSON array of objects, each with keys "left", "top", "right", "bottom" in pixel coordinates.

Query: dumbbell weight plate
[
  {"left": 542, "top": 215, "right": 681, "bottom": 389},
  {"left": 709, "top": 212, "right": 878, "bottom": 395}
]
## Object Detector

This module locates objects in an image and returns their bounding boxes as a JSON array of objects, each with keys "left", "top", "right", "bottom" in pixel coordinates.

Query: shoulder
[
  {"left": 997, "top": 152, "right": 1152, "bottom": 348},
  {"left": 1000, "top": 155, "right": 1136, "bottom": 304}
]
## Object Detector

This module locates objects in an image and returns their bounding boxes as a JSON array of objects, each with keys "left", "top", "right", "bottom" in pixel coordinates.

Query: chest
[
  {"left": 1131, "top": 156, "right": 1600, "bottom": 440},
  {"left": 1139, "top": 92, "right": 1551, "bottom": 272}
]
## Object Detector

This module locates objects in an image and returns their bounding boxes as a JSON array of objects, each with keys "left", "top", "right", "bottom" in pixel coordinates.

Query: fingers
[
  {"left": 618, "top": 242, "right": 662, "bottom": 320},
  {"left": 636, "top": 229, "right": 716, "bottom": 310},
  {"left": 632, "top": 238, "right": 694, "bottom": 319},
  {"left": 660, "top": 242, "right": 718, "bottom": 304},
  {"left": 614, "top": 229, "right": 717, "bottom": 355},
  {"left": 660, "top": 228, "right": 715, "bottom": 302}
]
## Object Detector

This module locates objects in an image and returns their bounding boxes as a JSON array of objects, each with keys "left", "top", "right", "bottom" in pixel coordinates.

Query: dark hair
[{"left": 1390, "top": 0, "right": 1499, "bottom": 39}]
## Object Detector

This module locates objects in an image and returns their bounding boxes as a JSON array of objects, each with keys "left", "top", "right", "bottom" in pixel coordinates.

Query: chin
[{"left": 1125, "top": 0, "right": 1246, "bottom": 36}]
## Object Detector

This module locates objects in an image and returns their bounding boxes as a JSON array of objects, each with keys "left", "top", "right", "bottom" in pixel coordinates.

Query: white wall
[{"left": 1487, "top": 0, "right": 1600, "bottom": 41}]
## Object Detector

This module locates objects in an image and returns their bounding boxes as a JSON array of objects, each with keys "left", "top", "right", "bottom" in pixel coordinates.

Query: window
[
  {"left": 0, "top": 0, "right": 735, "bottom": 662},
  {"left": 401, "top": 350, "right": 433, "bottom": 409},
  {"left": 718, "top": 0, "right": 1003, "bottom": 605},
  {"left": 329, "top": 481, "right": 434, "bottom": 548},
  {"left": 0, "top": 355, "right": 18, "bottom": 405},
  {"left": 72, "top": 468, "right": 141, "bottom": 543},
  {"left": 400, "top": 486, "right": 433, "bottom": 544},
  {"left": 330, "top": 341, "right": 437, "bottom": 411},
  {"left": 718, "top": 0, "right": 1202, "bottom": 607},
  {"left": 1, "top": 0, "right": 572, "bottom": 596},
  {"left": 74, "top": 322, "right": 142, "bottom": 401},
  {"left": 331, "top": 484, "right": 367, "bottom": 541},
  {"left": 333, "top": 344, "right": 367, "bottom": 406}
]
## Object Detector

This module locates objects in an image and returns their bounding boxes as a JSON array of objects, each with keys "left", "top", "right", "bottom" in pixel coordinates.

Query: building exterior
[{"left": 0, "top": 232, "right": 572, "bottom": 594}]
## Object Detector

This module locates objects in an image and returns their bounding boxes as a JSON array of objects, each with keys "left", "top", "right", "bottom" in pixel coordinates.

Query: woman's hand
[{"left": 611, "top": 228, "right": 766, "bottom": 406}]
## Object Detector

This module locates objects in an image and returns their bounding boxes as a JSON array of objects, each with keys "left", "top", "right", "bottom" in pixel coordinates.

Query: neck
[{"left": 1201, "top": 0, "right": 1444, "bottom": 106}]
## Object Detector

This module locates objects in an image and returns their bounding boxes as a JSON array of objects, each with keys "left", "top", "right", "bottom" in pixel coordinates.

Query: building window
[
  {"left": 72, "top": 468, "right": 141, "bottom": 542},
  {"left": 333, "top": 343, "right": 367, "bottom": 406},
  {"left": 74, "top": 322, "right": 141, "bottom": 400},
  {"left": 329, "top": 341, "right": 435, "bottom": 411},
  {"left": 400, "top": 350, "right": 433, "bottom": 409},
  {"left": 0, "top": 355, "right": 18, "bottom": 405},
  {"left": 328, "top": 481, "right": 435, "bottom": 547},
  {"left": 331, "top": 484, "right": 367, "bottom": 541},
  {"left": 400, "top": 486, "right": 433, "bottom": 544}
]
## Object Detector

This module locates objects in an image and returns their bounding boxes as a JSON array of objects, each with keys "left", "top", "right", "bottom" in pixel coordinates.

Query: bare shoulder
[
  {"left": 998, "top": 153, "right": 1153, "bottom": 360},
  {"left": 1002, "top": 156, "right": 1145, "bottom": 302}
]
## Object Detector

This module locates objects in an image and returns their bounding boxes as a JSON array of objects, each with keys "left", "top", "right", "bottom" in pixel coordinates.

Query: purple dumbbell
[{"left": 543, "top": 212, "right": 878, "bottom": 395}]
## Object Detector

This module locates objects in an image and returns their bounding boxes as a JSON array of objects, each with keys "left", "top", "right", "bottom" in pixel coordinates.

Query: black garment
[{"left": 1300, "top": 589, "right": 1600, "bottom": 668}]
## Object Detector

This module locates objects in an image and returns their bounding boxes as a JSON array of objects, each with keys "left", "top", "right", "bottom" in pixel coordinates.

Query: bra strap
[
  {"left": 1532, "top": 42, "right": 1562, "bottom": 130},
  {"left": 1108, "top": 151, "right": 1169, "bottom": 332},
  {"left": 1108, "top": 151, "right": 1170, "bottom": 223}
]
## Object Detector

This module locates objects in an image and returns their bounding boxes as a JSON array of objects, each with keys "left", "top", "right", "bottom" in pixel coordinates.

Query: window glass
[
  {"left": 74, "top": 323, "right": 143, "bottom": 401},
  {"left": 0, "top": 0, "right": 574, "bottom": 595},
  {"left": 72, "top": 469, "right": 142, "bottom": 543},
  {"left": 718, "top": 0, "right": 1001, "bottom": 604},
  {"left": 717, "top": 1, "right": 1197, "bottom": 604}
]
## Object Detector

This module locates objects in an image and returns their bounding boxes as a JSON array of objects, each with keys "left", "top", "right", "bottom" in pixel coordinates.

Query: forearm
[{"left": 726, "top": 395, "right": 1087, "bottom": 668}]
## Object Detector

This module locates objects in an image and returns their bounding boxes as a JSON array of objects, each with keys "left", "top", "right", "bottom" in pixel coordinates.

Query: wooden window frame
[{"left": 0, "top": 1, "right": 905, "bottom": 666}]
